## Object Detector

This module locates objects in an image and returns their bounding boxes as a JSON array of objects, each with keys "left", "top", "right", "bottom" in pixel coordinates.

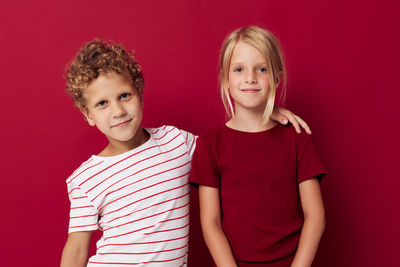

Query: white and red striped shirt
[{"left": 66, "top": 126, "right": 197, "bottom": 266}]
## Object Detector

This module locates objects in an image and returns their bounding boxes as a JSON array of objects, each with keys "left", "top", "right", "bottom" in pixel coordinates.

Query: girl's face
[{"left": 228, "top": 41, "right": 270, "bottom": 114}]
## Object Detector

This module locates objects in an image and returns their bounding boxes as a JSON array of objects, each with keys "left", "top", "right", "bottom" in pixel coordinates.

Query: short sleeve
[
  {"left": 179, "top": 129, "right": 198, "bottom": 160},
  {"left": 189, "top": 137, "right": 220, "bottom": 188},
  {"left": 67, "top": 183, "right": 99, "bottom": 233},
  {"left": 296, "top": 133, "right": 326, "bottom": 184}
]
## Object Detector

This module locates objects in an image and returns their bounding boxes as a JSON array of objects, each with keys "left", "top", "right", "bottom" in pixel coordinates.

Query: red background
[{"left": 0, "top": 0, "right": 399, "bottom": 266}]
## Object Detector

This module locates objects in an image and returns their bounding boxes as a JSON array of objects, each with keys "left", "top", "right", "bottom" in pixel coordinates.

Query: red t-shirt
[{"left": 189, "top": 124, "right": 326, "bottom": 263}]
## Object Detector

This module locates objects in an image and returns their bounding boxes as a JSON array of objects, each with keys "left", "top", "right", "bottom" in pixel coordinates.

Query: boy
[
  {"left": 60, "top": 39, "right": 310, "bottom": 267},
  {"left": 60, "top": 39, "right": 196, "bottom": 266}
]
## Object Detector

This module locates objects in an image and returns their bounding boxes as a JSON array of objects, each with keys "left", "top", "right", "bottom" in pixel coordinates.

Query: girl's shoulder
[{"left": 198, "top": 124, "right": 227, "bottom": 144}]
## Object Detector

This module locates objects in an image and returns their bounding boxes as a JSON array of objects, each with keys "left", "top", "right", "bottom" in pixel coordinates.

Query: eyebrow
[{"left": 230, "top": 62, "right": 267, "bottom": 67}]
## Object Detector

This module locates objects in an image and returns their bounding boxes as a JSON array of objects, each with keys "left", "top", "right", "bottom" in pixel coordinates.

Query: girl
[{"left": 190, "top": 26, "right": 326, "bottom": 267}]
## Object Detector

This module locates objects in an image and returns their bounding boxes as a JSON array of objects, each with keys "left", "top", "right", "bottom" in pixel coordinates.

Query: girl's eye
[
  {"left": 120, "top": 93, "right": 131, "bottom": 100},
  {"left": 96, "top": 100, "right": 107, "bottom": 108},
  {"left": 233, "top": 67, "right": 243, "bottom": 72},
  {"left": 259, "top": 67, "right": 267, "bottom": 72}
]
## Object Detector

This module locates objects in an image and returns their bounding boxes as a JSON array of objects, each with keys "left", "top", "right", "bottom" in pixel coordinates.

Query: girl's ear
[
  {"left": 275, "top": 71, "right": 282, "bottom": 85},
  {"left": 80, "top": 108, "right": 95, "bottom": 126}
]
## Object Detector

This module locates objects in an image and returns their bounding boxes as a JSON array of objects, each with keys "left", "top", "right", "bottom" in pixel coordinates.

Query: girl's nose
[{"left": 245, "top": 71, "right": 257, "bottom": 83}]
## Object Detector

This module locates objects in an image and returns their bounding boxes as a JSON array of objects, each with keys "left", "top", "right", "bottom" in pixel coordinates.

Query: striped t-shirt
[{"left": 66, "top": 126, "right": 197, "bottom": 266}]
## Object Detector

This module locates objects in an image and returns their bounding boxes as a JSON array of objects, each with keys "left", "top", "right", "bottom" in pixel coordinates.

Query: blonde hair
[{"left": 219, "top": 26, "right": 287, "bottom": 122}]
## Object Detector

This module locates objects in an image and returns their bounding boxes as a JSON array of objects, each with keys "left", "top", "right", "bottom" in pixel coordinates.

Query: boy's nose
[{"left": 112, "top": 103, "right": 127, "bottom": 118}]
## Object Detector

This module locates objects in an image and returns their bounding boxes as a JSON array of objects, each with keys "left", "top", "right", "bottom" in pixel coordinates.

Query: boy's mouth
[{"left": 112, "top": 119, "right": 132, "bottom": 128}]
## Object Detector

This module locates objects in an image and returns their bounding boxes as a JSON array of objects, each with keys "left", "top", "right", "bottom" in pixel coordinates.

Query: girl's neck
[{"left": 226, "top": 110, "right": 277, "bottom": 133}]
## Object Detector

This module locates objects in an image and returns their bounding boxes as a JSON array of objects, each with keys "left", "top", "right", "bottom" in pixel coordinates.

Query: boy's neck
[{"left": 99, "top": 127, "right": 149, "bottom": 157}]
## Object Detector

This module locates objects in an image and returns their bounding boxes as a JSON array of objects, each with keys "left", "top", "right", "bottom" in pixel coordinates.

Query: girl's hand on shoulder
[{"left": 271, "top": 107, "right": 312, "bottom": 134}]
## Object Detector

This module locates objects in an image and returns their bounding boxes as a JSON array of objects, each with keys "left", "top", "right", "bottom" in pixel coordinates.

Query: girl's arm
[
  {"left": 60, "top": 231, "right": 93, "bottom": 267},
  {"left": 291, "top": 178, "right": 325, "bottom": 267},
  {"left": 271, "top": 107, "right": 312, "bottom": 134},
  {"left": 199, "top": 185, "right": 238, "bottom": 267}
]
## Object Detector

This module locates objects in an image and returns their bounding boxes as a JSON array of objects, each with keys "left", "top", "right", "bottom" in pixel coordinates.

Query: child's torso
[{"left": 67, "top": 126, "right": 193, "bottom": 266}]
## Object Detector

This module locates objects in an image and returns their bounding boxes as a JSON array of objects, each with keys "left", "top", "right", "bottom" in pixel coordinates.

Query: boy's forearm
[
  {"left": 60, "top": 231, "right": 93, "bottom": 267},
  {"left": 202, "top": 222, "right": 238, "bottom": 267},
  {"left": 60, "top": 243, "right": 89, "bottom": 267},
  {"left": 290, "top": 214, "right": 325, "bottom": 267}
]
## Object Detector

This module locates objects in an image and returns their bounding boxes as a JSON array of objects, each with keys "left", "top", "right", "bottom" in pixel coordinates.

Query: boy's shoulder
[
  {"left": 66, "top": 125, "right": 193, "bottom": 185},
  {"left": 146, "top": 125, "right": 179, "bottom": 137},
  {"left": 66, "top": 155, "right": 99, "bottom": 186},
  {"left": 146, "top": 125, "right": 196, "bottom": 141}
]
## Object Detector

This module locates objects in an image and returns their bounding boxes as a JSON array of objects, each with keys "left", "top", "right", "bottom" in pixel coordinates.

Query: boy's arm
[
  {"left": 60, "top": 231, "right": 93, "bottom": 267},
  {"left": 291, "top": 178, "right": 325, "bottom": 267},
  {"left": 199, "top": 185, "right": 238, "bottom": 267},
  {"left": 271, "top": 107, "right": 312, "bottom": 134}
]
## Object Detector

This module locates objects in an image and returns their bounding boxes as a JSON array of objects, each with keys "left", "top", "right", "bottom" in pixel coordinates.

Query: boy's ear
[
  {"left": 138, "top": 92, "right": 144, "bottom": 106},
  {"left": 80, "top": 108, "right": 95, "bottom": 126}
]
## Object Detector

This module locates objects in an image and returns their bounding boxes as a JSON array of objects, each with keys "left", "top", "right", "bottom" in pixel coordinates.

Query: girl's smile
[{"left": 228, "top": 41, "right": 270, "bottom": 112}]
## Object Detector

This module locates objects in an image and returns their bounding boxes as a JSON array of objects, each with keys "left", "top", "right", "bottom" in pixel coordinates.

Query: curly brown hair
[{"left": 65, "top": 38, "right": 144, "bottom": 109}]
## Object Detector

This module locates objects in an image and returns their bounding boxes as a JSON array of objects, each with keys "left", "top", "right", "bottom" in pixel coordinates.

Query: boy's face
[{"left": 82, "top": 71, "right": 143, "bottom": 147}]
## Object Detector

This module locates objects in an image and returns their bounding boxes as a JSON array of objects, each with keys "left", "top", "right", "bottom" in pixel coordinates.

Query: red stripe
[
  {"left": 70, "top": 205, "right": 94, "bottom": 209},
  {"left": 148, "top": 128, "right": 160, "bottom": 135},
  {"left": 78, "top": 132, "right": 181, "bottom": 188},
  {"left": 185, "top": 131, "right": 189, "bottom": 144},
  {"left": 103, "top": 161, "right": 190, "bottom": 199},
  {"left": 188, "top": 135, "right": 197, "bottom": 155},
  {"left": 104, "top": 225, "right": 155, "bottom": 241},
  {"left": 103, "top": 202, "right": 189, "bottom": 231},
  {"left": 71, "top": 158, "right": 94, "bottom": 176},
  {"left": 98, "top": 244, "right": 187, "bottom": 255},
  {"left": 144, "top": 222, "right": 189, "bottom": 235},
  {"left": 71, "top": 196, "right": 88, "bottom": 200},
  {"left": 101, "top": 183, "right": 188, "bottom": 217},
  {"left": 97, "top": 233, "right": 188, "bottom": 249},
  {"left": 90, "top": 142, "right": 186, "bottom": 200},
  {"left": 158, "top": 212, "right": 189, "bottom": 224},
  {"left": 88, "top": 250, "right": 187, "bottom": 265},
  {"left": 69, "top": 223, "right": 97, "bottom": 229},
  {"left": 70, "top": 213, "right": 98, "bottom": 219},
  {"left": 99, "top": 192, "right": 189, "bottom": 226},
  {"left": 179, "top": 259, "right": 187, "bottom": 267},
  {"left": 67, "top": 161, "right": 104, "bottom": 185},
  {"left": 153, "top": 127, "right": 176, "bottom": 140},
  {"left": 99, "top": 171, "right": 190, "bottom": 212},
  {"left": 68, "top": 187, "right": 80, "bottom": 195}
]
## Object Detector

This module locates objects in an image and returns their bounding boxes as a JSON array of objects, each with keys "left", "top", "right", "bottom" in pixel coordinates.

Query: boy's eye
[
  {"left": 120, "top": 93, "right": 131, "bottom": 100},
  {"left": 96, "top": 100, "right": 107, "bottom": 108}
]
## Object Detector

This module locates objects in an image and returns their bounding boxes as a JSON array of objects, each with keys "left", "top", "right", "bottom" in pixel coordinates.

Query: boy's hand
[{"left": 271, "top": 107, "right": 312, "bottom": 134}]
